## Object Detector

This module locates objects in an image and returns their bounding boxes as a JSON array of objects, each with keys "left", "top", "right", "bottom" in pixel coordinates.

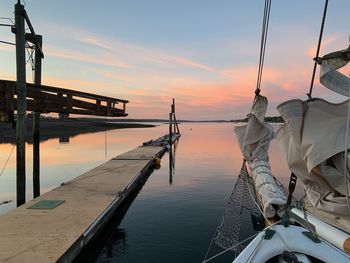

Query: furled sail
[
  {"left": 276, "top": 47, "right": 350, "bottom": 215},
  {"left": 235, "top": 95, "right": 287, "bottom": 218},
  {"left": 319, "top": 46, "right": 350, "bottom": 97}
]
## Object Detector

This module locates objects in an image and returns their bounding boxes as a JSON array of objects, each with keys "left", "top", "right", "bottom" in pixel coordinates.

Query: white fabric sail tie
[
  {"left": 320, "top": 47, "right": 350, "bottom": 97},
  {"left": 235, "top": 96, "right": 286, "bottom": 218}
]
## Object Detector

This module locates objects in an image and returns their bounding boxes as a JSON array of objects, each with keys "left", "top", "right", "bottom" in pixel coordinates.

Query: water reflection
[
  {"left": 101, "top": 229, "right": 129, "bottom": 259},
  {"left": 58, "top": 135, "right": 70, "bottom": 144},
  {"left": 0, "top": 121, "right": 154, "bottom": 145},
  {"left": 169, "top": 140, "right": 178, "bottom": 185},
  {"left": 0, "top": 123, "right": 303, "bottom": 262},
  {"left": 73, "top": 167, "right": 157, "bottom": 263},
  {"left": 0, "top": 124, "right": 167, "bottom": 215}
]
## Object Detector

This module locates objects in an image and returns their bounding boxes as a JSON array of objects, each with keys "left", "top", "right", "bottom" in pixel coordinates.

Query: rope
[
  {"left": 299, "top": 203, "right": 320, "bottom": 240},
  {"left": 345, "top": 80, "right": 350, "bottom": 211},
  {"left": 202, "top": 161, "right": 247, "bottom": 262},
  {"left": 203, "top": 3, "right": 273, "bottom": 262},
  {"left": 244, "top": 164, "right": 272, "bottom": 226},
  {"left": 255, "top": 0, "right": 272, "bottom": 96},
  {"left": 0, "top": 113, "right": 26, "bottom": 178},
  {"left": 0, "top": 144, "right": 15, "bottom": 177},
  {"left": 307, "top": 0, "right": 329, "bottom": 99},
  {"left": 202, "top": 233, "right": 259, "bottom": 263}
]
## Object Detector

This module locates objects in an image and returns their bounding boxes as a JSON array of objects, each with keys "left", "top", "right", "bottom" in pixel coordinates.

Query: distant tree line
[{"left": 232, "top": 116, "right": 284, "bottom": 123}]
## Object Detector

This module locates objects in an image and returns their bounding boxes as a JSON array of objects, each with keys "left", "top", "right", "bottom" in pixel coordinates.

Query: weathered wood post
[
  {"left": 169, "top": 145, "right": 173, "bottom": 185},
  {"left": 172, "top": 98, "right": 176, "bottom": 133},
  {"left": 15, "top": 1, "right": 27, "bottom": 206},
  {"left": 33, "top": 35, "right": 42, "bottom": 198},
  {"left": 169, "top": 112, "right": 172, "bottom": 146},
  {"left": 172, "top": 98, "right": 180, "bottom": 135}
]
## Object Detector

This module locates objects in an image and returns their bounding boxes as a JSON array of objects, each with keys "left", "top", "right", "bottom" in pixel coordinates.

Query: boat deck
[
  {"left": 0, "top": 133, "right": 180, "bottom": 263},
  {"left": 303, "top": 198, "right": 350, "bottom": 232}
]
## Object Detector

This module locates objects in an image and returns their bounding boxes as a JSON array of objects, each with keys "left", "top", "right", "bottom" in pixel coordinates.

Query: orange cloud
[{"left": 306, "top": 35, "right": 342, "bottom": 58}]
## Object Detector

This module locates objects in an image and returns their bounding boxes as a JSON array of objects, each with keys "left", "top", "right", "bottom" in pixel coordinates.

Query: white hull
[{"left": 232, "top": 224, "right": 350, "bottom": 263}]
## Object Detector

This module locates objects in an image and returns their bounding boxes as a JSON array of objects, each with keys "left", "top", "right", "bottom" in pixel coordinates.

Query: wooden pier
[{"left": 0, "top": 133, "right": 180, "bottom": 263}]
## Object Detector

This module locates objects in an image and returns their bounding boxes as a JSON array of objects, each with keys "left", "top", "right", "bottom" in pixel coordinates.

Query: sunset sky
[{"left": 0, "top": 0, "right": 349, "bottom": 120}]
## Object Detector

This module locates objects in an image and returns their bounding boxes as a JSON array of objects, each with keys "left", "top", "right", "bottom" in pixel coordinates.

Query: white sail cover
[
  {"left": 276, "top": 47, "right": 350, "bottom": 215},
  {"left": 235, "top": 96, "right": 286, "bottom": 218},
  {"left": 320, "top": 46, "right": 350, "bottom": 97}
]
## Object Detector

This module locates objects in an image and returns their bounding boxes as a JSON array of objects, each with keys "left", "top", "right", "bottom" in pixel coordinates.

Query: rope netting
[
  {"left": 213, "top": 163, "right": 259, "bottom": 253},
  {"left": 203, "top": 161, "right": 296, "bottom": 262}
]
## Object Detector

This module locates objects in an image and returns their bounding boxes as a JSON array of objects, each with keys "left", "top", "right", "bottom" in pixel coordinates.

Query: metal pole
[
  {"left": 15, "top": 2, "right": 26, "bottom": 207},
  {"left": 33, "top": 35, "right": 42, "bottom": 198}
]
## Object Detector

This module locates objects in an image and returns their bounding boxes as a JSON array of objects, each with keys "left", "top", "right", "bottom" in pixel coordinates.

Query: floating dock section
[{"left": 0, "top": 133, "right": 180, "bottom": 263}]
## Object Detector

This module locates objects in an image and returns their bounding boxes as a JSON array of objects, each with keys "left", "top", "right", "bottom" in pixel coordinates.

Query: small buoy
[{"left": 154, "top": 157, "right": 161, "bottom": 169}]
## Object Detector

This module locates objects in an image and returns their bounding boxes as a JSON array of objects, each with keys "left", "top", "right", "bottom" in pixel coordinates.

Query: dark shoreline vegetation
[
  {"left": 232, "top": 116, "right": 284, "bottom": 123},
  {"left": 0, "top": 115, "right": 283, "bottom": 144},
  {"left": 0, "top": 118, "right": 155, "bottom": 144},
  {"left": 78, "top": 116, "right": 284, "bottom": 123}
]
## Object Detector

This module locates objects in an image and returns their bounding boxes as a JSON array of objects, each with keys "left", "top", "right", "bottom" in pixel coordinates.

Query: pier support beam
[
  {"left": 33, "top": 35, "right": 42, "bottom": 198},
  {"left": 15, "top": 2, "right": 26, "bottom": 207}
]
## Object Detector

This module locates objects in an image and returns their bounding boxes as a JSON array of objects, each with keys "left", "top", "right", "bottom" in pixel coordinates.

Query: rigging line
[
  {"left": 307, "top": 0, "right": 329, "bottom": 99},
  {"left": 1, "top": 112, "right": 27, "bottom": 177},
  {"left": 202, "top": 161, "right": 246, "bottom": 262},
  {"left": 256, "top": 1, "right": 265, "bottom": 93},
  {"left": 0, "top": 40, "right": 15, "bottom": 46},
  {"left": 201, "top": 233, "right": 259, "bottom": 263},
  {"left": 256, "top": 0, "right": 268, "bottom": 91},
  {"left": 299, "top": 204, "right": 320, "bottom": 239},
  {"left": 0, "top": 17, "right": 14, "bottom": 25},
  {"left": 249, "top": 0, "right": 271, "bottom": 113},
  {"left": 260, "top": 0, "right": 271, "bottom": 89},
  {"left": 0, "top": 145, "right": 15, "bottom": 177},
  {"left": 256, "top": 0, "right": 272, "bottom": 94}
]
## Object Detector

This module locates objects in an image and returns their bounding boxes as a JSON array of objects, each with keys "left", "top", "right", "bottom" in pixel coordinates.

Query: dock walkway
[{"left": 0, "top": 133, "right": 180, "bottom": 263}]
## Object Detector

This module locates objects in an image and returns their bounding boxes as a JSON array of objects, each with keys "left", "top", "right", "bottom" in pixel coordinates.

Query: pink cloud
[
  {"left": 45, "top": 44, "right": 130, "bottom": 69},
  {"left": 306, "top": 35, "right": 342, "bottom": 58},
  {"left": 72, "top": 31, "right": 213, "bottom": 72}
]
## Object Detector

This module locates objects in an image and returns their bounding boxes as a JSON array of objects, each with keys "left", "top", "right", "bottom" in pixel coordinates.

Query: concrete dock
[{"left": 0, "top": 133, "right": 180, "bottom": 263}]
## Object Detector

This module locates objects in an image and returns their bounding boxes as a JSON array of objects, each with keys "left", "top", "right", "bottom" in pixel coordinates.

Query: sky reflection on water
[
  {"left": 0, "top": 122, "right": 301, "bottom": 262},
  {"left": 89, "top": 123, "right": 297, "bottom": 263}
]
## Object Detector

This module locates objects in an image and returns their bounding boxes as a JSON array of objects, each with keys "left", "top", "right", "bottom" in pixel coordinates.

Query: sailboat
[{"left": 203, "top": 1, "right": 350, "bottom": 262}]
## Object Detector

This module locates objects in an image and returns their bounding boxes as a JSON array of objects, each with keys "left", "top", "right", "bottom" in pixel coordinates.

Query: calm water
[{"left": 0, "top": 122, "right": 299, "bottom": 262}]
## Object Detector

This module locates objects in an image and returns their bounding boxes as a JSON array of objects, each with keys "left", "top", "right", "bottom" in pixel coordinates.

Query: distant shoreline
[
  {"left": 74, "top": 116, "right": 284, "bottom": 123},
  {"left": 0, "top": 118, "right": 155, "bottom": 144},
  {"left": 0, "top": 115, "right": 284, "bottom": 144}
]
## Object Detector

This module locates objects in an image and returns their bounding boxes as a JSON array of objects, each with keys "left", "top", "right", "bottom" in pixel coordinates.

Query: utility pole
[
  {"left": 33, "top": 35, "right": 42, "bottom": 198},
  {"left": 15, "top": 1, "right": 26, "bottom": 207}
]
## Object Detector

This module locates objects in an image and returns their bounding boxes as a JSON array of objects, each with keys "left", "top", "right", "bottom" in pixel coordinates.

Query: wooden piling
[
  {"left": 15, "top": 2, "right": 27, "bottom": 207},
  {"left": 0, "top": 134, "right": 180, "bottom": 263},
  {"left": 33, "top": 35, "right": 42, "bottom": 198},
  {"left": 172, "top": 98, "right": 176, "bottom": 133},
  {"left": 169, "top": 112, "right": 173, "bottom": 146}
]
